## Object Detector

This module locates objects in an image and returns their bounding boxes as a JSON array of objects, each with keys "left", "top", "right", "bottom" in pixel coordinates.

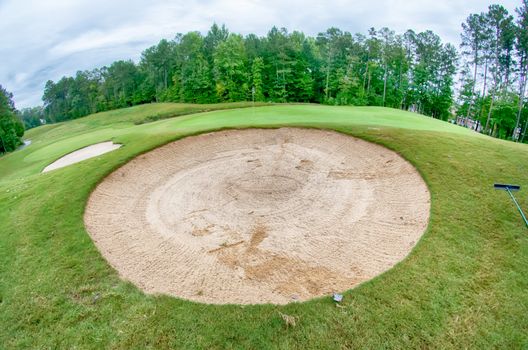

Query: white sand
[
  {"left": 84, "top": 128, "right": 430, "bottom": 304},
  {"left": 43, "top": 141, "right": 121, "bottom": 173}
]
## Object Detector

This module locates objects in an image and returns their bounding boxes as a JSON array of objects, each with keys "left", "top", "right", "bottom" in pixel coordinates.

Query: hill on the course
[{"left": 0, "top": 103, "right": 527, "bottom": 349}]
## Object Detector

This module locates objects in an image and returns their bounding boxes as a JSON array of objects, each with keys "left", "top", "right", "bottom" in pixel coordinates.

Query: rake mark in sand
[{"left": 84, "top": 128, "right": 430, "bottom": 304}]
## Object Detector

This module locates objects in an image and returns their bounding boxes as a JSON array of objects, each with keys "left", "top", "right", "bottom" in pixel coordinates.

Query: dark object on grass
[{"left": 494, "top": 184, "right": 528, "bottom": 228}]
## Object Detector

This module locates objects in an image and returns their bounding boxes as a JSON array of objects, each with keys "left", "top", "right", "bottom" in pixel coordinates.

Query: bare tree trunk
[
  {"left": 484, "top": 29, "right": 505, "bottom": 135},
  {"left": 466, "top": 56, "right": 479, "bottom": 119},
  {"left": 275, "top": 63, "right": 279, "bottom": 100},
  {"left": 382, "top": 63, "right": 388, "bottom": 106},
  {"left": 486, "top": 38, "right": 501, "bottom": 134},
  {"left": 362, "top": 48, "right": 370, "bottom": 99},
  {"left": 514, "top": 76, "right": 526, "bottom": 140},
  {"left": 482, "top": 60, "right": 488, "bottom": 96},
  {"left": 325, "top": 64, "right": 330, "bottom": 101},
  {"left": 514, "top": 58, "right": 527, "bottom": 141},
  {"left": 325, "top": 50, "right": 332, "bottom": 101},
  {"left": 398, "top": 60, "right": 404, "bottom": 109},
  {"left": 282, "top": 67, "right": 287, "bottom": 99},
  {"left": 367, "top": 71, "right": 372, "bottom": 98},
  {"left": 521, "top": 116, "right": 528, "bottom": 143},
  {"left": 480, "top": 58, "right": 489, "bottom": 118},
  {"left": 485, "top": 89, "right": 496, "bottom": 133}
]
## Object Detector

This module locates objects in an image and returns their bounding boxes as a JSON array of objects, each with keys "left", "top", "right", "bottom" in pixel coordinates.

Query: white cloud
[
  {"left": 49, "top": 26, "right": 152, "bottom": 57},
  {"left": 0, "top": 0, "right": 521, "bottom": 108}
]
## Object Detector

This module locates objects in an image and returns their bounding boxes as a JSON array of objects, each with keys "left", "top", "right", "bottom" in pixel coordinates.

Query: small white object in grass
[{"left": 333, "top": 293, "right": 343, "bottom": 302}]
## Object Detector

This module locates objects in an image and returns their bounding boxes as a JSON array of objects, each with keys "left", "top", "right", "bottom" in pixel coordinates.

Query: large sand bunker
[
  {"left": 85, "top": 128, "right": 430, "bottom": 304},
  {"left": 43, "top": 141, "right": 121, "bottom": 173}
]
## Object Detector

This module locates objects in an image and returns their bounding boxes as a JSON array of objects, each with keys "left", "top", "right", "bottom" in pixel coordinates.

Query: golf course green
[{"left": 0, "top": 103, "right": 527, "bottom": 349}]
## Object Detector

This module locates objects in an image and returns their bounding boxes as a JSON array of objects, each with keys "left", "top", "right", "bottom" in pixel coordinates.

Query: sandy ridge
[{"left": 43, "top": 141, "right": 121, "bottom": 173}]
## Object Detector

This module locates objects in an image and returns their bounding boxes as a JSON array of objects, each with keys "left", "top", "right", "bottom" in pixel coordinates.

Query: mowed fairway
[{"left": 0, "top": 104, "right": 527, "bottom": 349}]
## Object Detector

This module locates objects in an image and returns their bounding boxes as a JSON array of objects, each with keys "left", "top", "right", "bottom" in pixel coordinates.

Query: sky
[{"left": 0, "top": 0, "right": 521, "bottom": 108}]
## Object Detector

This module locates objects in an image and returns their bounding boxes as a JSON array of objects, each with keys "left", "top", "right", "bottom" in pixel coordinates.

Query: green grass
[{"left": 0, "top": 103, "right": 527, "bottom": 349}]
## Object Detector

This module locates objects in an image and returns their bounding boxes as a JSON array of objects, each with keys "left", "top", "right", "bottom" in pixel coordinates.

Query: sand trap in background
[
  {"left": 43, "top": 141, "right": 121, "bottom": 173},
  {"left": 84, "top": 128, "right": 430, "bottom": 304}
]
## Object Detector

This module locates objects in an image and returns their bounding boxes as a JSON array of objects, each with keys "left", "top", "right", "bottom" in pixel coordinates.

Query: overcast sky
[{"left": 0, "top": 0, "right": 521, "bottom": 108}]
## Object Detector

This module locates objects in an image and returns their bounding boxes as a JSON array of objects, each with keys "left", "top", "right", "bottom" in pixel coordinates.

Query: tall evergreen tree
[
  {"left": 484, "top": 5, "right": 515, "bottom": 133},
  {"left": 514, "top": 0, "right": 528, "bottom": 140}
]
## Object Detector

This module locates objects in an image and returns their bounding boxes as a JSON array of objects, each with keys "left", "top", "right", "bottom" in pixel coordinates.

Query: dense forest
[
  {"left": 458, "top": 2, "right": 528, "bottom": 140},
  {"left": 0, "top": 85, "right": 24, "bottom": 153},
  {"left": 36, "top": 25, "right": 460, "bottom": 122},
  {"left": 3, "top": 1, "right": 528, "bottom": 154}
]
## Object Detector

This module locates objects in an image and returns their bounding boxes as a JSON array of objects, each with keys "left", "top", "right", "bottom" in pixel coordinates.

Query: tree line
[
  {"left": 35, "top": 24, "right": 458, "bottom": 123},
  {"left": 9, "top": 1, "right": 528, "bottom": 150},
  {"left": 458, "top": 1, "right": 528, "bottom": 141}
]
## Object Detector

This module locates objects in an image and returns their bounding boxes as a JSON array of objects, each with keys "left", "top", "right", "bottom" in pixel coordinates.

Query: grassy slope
[{"left": 0, "top": 103, "right": 527, "bottom": 349}]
